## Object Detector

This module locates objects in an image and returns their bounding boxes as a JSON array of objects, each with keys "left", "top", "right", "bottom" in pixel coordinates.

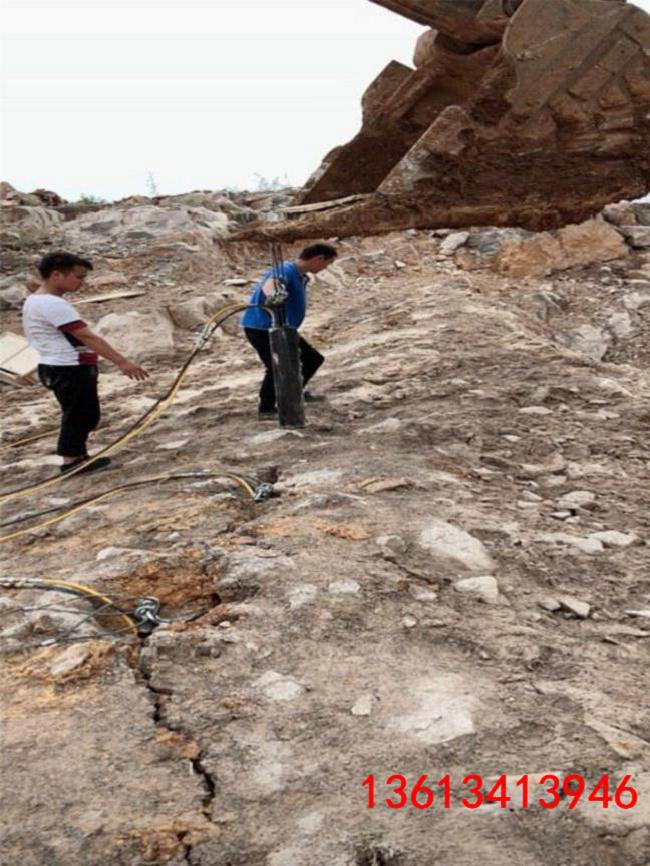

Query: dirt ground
[{"left": 1, "top": 228, "right": 649, "bottom": 865}]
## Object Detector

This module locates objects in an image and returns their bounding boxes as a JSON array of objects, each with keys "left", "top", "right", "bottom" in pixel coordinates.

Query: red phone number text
[{"left": 362, "top": 774, "right": 639, "bottom": 810}]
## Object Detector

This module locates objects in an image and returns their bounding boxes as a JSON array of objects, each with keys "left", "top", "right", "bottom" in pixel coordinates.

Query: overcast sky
[
  {"left": 0, "top": 0, "right": 424, "bottom": 200},
  {"left": 1, "top": 0, "right": 649, "bottom": 202}
]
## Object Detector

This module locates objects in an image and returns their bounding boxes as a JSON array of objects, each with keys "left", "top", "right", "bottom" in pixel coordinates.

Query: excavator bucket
[{"left": 256, "top": 0, "right": 650, "bottom": 239}]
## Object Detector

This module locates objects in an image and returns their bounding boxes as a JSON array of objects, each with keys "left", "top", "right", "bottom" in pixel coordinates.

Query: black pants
[
  {"left": 38, "top": 364, "right": 100, "bottom": 457},
  {"left": 245, "top": 328, "right": 324, "bottom": 412}
]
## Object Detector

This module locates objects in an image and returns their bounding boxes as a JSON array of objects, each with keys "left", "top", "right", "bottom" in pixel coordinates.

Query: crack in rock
[{"left": 133, "top": 641, "right": 217, "bottom": 863}]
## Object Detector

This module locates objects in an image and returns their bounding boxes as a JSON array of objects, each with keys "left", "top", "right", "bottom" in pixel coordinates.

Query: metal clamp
[
  {"left": 132, "top": 596, "right": 171, "bottom": 635},
  {"left": 195, "top": 322, "right": 219, "bottom": 350},
  {"left": 266, "top": 281, "right": 289, "bottom": 307},
  {"left": 253, "top": 482, "right": 274, "bottom": 502},
  {"left": 0, "top": 576, "right": 31, "bottom": 589}
]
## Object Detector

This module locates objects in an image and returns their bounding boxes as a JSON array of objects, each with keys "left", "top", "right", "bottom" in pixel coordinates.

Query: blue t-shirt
[{"left": 240, "top": 262, "right": 308, "bottom": 330}]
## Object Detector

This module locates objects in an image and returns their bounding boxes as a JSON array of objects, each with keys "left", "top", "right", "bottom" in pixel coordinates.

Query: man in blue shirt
[{"left": 241, "top": 243, "right": 338, "bottom": 418}]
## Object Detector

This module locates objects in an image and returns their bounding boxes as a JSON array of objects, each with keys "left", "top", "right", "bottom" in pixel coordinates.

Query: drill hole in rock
[{"left": 106, "top": 559, "right": 225, "bottom": 624}]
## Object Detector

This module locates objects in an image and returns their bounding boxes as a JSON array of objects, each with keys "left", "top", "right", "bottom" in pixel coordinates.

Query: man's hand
[
  {"left": 73, "top": 326, "right": 150, "bottom": 380},
  {"left": 118, "top": 360, "right": 149, "bottom": 381}
]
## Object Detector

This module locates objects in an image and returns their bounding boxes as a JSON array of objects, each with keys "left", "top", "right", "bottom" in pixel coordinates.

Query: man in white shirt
[{"left": 23, "top": 251, "right": 149, "bottom": 474}]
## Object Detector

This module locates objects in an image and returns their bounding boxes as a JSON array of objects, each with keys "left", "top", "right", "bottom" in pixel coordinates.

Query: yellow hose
[
  {"left": 0, "top": 576, "right": 138, "bottom": 636},
  {"left": 0, "top": 470, "right": 259, "bottom": 544}
]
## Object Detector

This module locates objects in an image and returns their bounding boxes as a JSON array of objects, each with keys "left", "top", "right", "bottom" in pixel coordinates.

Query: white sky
[
  {"left": 0, "top": 0, "right": 424, "bottom": 200},
  {"left": 1, "top": 0, "right": 649, "bottom": 202}
]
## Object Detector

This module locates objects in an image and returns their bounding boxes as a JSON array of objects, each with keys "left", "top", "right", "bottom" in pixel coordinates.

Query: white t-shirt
[{"left": 22, "top": 294, "right": 97, "bottom": 366}]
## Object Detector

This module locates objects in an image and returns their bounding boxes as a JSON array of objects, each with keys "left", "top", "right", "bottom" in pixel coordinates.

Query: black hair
[
  {"left": 298, "top": 243, "right": 338, "bottom": 261},
  {"left": 37, "top": 251, "right": 94, "bottom": 279}
]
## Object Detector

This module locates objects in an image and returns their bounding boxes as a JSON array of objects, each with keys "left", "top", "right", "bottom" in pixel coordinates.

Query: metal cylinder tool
[{"left": 267, "top": 242, "right": 305, "bottom": 429}]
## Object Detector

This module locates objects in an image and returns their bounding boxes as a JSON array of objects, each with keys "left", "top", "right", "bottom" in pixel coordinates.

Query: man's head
[
  {"left": 37, "top": 251, "right": 93, "bottom": 293},
  {"left": 297, "top": 242, "right": 338, "bottom": 274}
]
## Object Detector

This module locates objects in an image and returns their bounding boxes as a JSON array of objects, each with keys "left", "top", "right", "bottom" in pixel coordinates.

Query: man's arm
[{"left": 72, "top": 325, "right": 149, "bottom": 381}]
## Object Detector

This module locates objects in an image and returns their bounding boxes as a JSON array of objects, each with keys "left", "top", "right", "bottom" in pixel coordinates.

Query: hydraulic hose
[
  {"left": 0, "top": 470, "right": 271, "bottom": 544},
  {"left": 0, "top": 575, "right": 138, "bottom": 636}
]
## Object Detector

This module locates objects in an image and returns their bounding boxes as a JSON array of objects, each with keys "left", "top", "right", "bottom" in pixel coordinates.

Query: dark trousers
[
  {"left": 38, "top": 364, "right": 100, "bottom": 457},
  {"left": 245, "top": 328, "right": 324, "bottom": 412}
]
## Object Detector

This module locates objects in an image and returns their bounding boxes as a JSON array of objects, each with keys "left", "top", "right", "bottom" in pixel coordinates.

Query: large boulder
[
  {"left": 0, "top": 182, "right": 18, "bottom": 202},
  {"left": 499, "top": 219, "right": 628, "bottom": 277},
  {"left": 0, "top": 284, "right": 25, "bottom": 311},
  {"left": 455, "top": 219, "right": 628, "bottom": 277},
  {"left": 31, "top": 189, "right": 67, "bottom": 207},
  {"left": 86, "top": 272, "right": 130, "bottom": 291},
  {"left": 94, "top": 309, "right": 175, "bottom": 361},
  {"left": 166, "top": 297, "right": 210, "bottom": 331},
  {"left": 161, "top": 192, "right": 257, "bottom": 223},
  {"left": 617, "top": 225, "right": 650, "bottom": 248},
  {"left": 0, "top": 182, "right": 54, "bottom": 207},
  {"left": 0, "top": 205, "right": 63, "bottom": 232},
  {"left": 602, "top": 201, "right": 638, "bottom": 227},
  {"left": 63, "top": 205, "right": 230, "bottom": 251},
  {"left": 633, "top": 202, "right": 650, "bottom": 226},
  {"left": 418, "top": 518, "right": 496, "bottom": 575},
  {"left": 454, "top": 228, "right": 528, "bottom": 270}
]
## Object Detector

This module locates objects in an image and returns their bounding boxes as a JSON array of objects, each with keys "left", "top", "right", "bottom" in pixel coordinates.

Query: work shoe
[
  {"left": 60, "top": 456, "right": 112, "bottom": 475},
  {"left": 303, "top": 391, "right": 325, "bottom": 402},
  {"left": 258, "top": 409, "right": 277, "bottom": 421}
]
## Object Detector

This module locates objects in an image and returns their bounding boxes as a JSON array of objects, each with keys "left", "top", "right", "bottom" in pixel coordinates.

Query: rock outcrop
[
  {"left": 243, "top": 0, "right": 650, "bottom": 240},
  {"left": 3, "top": 183, "right": 650, "bottom": 864}
]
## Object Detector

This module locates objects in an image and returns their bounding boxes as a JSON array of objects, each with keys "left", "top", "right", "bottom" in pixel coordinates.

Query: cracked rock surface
[{"left": 1, "top": 198, "right": 650, "bottom": 864}]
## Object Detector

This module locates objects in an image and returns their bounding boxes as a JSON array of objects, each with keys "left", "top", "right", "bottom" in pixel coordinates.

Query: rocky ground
[{"left": 1, "top": 187, "right": 650, "bottom": 865}]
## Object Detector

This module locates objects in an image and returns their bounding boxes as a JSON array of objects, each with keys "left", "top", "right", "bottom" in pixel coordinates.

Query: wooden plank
[
  {"left": 0, "top": 332, "right": 39, "bottom": 385},
  {"left": 0, "top": 332, "right": 29, "bottom": 364},
  {"left": 0, "top": 370, "right": 22, "bottom": 386},
  {"left": 5, "top": 346, "right": 39, "bottom": 377},
  {"left": 0, "top": 367, "right": 38, "bottom": 387},
  {"left": 76, "top": 290, "right": 145, "bottom": 305},
  {"left": 282, "top": 194, "right": 370, "bottom": 215}
]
